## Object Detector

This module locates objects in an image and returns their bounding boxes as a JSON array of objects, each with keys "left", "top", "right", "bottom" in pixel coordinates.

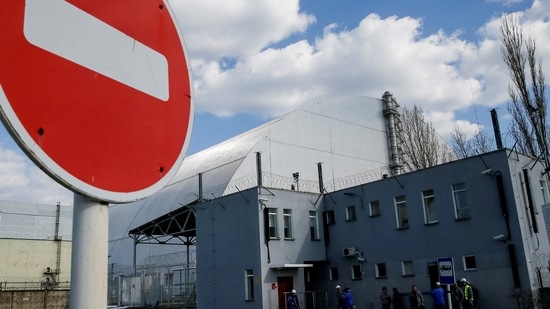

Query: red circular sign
[{"left": 0, "top": 0, "right": 193, "bottom": 203}]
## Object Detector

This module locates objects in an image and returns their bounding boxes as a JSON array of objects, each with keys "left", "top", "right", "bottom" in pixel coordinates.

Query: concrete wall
[
  {"left": 195, "top": 188, "right": 263, "bottom": 308},
  {"left": 0, "top": 239, "right": 71, "bottom": 282},
  {"left": 0, "top": 290, "right": 69, "bottom": 309}
]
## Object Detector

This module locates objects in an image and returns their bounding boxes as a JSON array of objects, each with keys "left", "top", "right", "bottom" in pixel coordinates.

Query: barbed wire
[
  {"left": 142, "top": 251, "right": 197, "bottom": 267},
  {"left": 176, "top": 166, "right": 391, "bottom": 205}
]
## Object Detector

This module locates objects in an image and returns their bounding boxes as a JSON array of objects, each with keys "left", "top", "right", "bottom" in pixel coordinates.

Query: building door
[
  {"left": 278, "top": 276, "right": 293, "bottom": 309},
  {"left": 428, "top": 262, "right": 439, "bottom": 288}
]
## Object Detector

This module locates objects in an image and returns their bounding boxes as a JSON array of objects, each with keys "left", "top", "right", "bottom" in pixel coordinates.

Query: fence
[
  {"left": 0, "top": 282, "right": 70, "bottom": 309},
  {"left": 283, "top": 291, "right": 329, "bottom": 309},
  {"left": 109, "top": 265, "right": 196, "bottom": 307}
]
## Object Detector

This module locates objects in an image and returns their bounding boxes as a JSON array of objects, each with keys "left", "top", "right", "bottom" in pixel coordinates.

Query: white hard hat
[
  {"left": 436, "top": 282, "right": 440, "bottom": 286},
  {"left": 336, "top": 285, "right": 341, "bottom": 289},
  {"left": 292, "top": 289, "right": 296, "bottom": 293},
  {"left": 461, "top": 278, "right": 467, "bottom": 282}
]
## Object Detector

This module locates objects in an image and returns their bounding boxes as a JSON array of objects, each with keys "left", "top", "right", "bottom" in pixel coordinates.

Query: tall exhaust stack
[
  {"left": 383, "top": 91, "right": 403, "bottom": 175},
  {"left": 491, "top": 109, "right": 503, "bottom": 149}
]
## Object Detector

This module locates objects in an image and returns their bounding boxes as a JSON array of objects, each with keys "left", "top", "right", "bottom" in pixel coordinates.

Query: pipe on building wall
[
  {"left": 263, "top": 207, "right": 271, "bottom": 263},
  {"left": 54, "top": 202, "right": 62, "bottom": 282},
  {"left": 522, "top": 169, "right": 539, "bottom": 233},
  {"left": 495, "top": 174, "right": 512, "bottom": 240},
  {"left": 508, "top": 243, "right": 521, "bottom": 288},
  {"left": 382, "top": 91, "right": 403, "bottom": 175}
]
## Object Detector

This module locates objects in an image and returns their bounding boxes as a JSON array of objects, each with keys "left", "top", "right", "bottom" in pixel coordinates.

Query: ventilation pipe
[
  {"left": 317, "top": 163, "right": 324, "bottom": 193},
  {"left": 198, "top": 173, "right": 203, "bottom": 201},
  {"left": 382, "top": 91, "right": 403, "bottom": 175},
  {"left": 256, "top": 152, "right": 263, "bottom": 188},
  {"left": 490, "top": 109, "right": 504, "bottom": 149}
]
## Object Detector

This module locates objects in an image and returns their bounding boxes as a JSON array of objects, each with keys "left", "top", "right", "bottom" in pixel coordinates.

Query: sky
[{"left": 1, "top": 0, "right": 549, "bottom": 206}]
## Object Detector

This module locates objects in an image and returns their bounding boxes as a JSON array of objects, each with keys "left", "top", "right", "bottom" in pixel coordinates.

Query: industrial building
[
  {"left": 0, "top": 200, "right": 72, "bottom": 285},
  {"left": 108, "top": 92, "right": 550, "bottom": 308},
  {"left": 2, "top": 92, "right": 548, "bottom": 308}
]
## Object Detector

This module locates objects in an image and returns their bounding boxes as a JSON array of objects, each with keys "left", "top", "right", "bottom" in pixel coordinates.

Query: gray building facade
[{"left": 108, "top": 93, "right": 550, "bottom": 308}]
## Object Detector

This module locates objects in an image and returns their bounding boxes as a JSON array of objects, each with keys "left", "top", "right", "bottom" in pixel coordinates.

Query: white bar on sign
[{"left": 23, "top": 0, "right": 169, "bottom": 101}]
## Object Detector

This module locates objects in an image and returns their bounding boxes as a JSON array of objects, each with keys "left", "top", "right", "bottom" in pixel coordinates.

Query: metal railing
[
  {"left": 0, "top": 280, "right": 70, "bottom": 291},
  {"left": 284, "top": 291, "right": 329, "bottom": 309}
]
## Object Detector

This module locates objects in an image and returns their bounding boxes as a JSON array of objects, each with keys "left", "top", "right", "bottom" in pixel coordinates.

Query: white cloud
[
  {"left": 2, "top": 0, "right": 550, "bottom": 205},
  {"left": 169, "top": 0, "right": 315, "bottom": 60},
  {"left": 486, "top": 0, "right": 524, "bottom": 7},
  {"left": 169, "top": 0, "right": 550, "bottom": 140},
  {"left": 0, "top": 143, "right": 72, "bottom": 205}
]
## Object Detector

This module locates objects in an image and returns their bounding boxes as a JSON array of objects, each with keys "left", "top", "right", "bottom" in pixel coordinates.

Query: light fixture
[
  {"left": 493, "top": 234, "right": 507, "bottom": 243},
  {"left": 481, "top": 168, "right": 493, "bottom": 176}
]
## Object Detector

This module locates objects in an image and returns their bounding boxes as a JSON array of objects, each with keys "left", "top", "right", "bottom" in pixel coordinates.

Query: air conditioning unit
[{"left": 342, "top": 247, "right": 356, "bottom": 257}]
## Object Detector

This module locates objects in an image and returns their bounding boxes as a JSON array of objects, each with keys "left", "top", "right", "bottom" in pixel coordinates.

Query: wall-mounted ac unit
[{"left": 342, "top": 247, "right": 356, "bottom": 257}]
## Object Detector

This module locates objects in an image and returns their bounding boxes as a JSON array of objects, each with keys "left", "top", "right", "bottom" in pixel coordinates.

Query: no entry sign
[{"left": 0, "top": 0, "right": 193, "bottom": 203}]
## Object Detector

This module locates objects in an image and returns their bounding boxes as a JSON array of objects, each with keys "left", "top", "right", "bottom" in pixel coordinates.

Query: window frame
[
  {"left": 283, "top": 209, "right": 293, "bottom": 240},
  {"left": 309, "top": 210, "right": 319, "bottom": 240},
  {"left": 402, "top": 260, "right": 414, "bottom": 277},
  {"left": 453, "top": 183, "right": 470, "bottom": 220},
  {"left": 541, "top": 179, "right": 550, "bottom": 204},
  {"left": 346, "top": 205, "right": 357, "bottom": 222},
  {"left": 324, "top": 210, "right": 335, "bottom": 225},
  {"left": 351, "top": 265, "right": 362, "bottom": 280},
  {"left": 329, "top": 267, "right": 339, "bottom": 281},
  {"left": 422, "top": 189, "right": 438, "bottom": 224},
  {"left": 267, "top": 208, "right": 279, "bottom": 239},
  {"left": 369, "top": 200, "right": 381, "bottom": 217},
  {"left": 244, "top": 269, "right": 254, "bottom": 301},
  {"left": 463, "top": 255, "right": 477, "bottom": 271},
  {"left": 375, "top": 263, "right": 387, "bottom": 278},
  {"left": 395, "top": 195, "right": 409, "bottom": 229}
]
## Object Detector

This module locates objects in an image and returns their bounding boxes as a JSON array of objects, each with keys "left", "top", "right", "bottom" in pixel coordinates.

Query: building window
[
  {"left": 375, "top": 263, "right": 387, "bottom": 278},
  {"left": 541, "top": 180, "right": 549, "bottom": 204},
  {"left": 453, "top": 183, "right": 470, "bottom": 219},
  {"left": 402, "top": 260, "right": 414, "bottom": 276},
  {"left": 283, "top": 209, "right": 293, "bottom": 239},
  {"left": 330, "top": 267, "right": 339, "bottom": 280},
  {"left": 352, "top": 265, "right": 362, "bottom": 280},
  {"left": 395, "top": 196, "right": 408, "bottom": 229},
  {"left": 369, "top": 200, "right": 381, "bottom": 217},
  {"left": 245, "top": 269, "right": 254, "bottom": 301},
  {"left": 542, "top": 205, "right": 550, "bottom": 241},
  {"left": 309, "top": 211, "right": 319, "bottom": 240},
  {"left": 324, "top": 210, "right": 335, "bottom": 225},
  {"left": 423, "top": 189, "right": 438, "bottom": 224},
  {"left": 268, "top": 208, "right": 278, "bottom": 239},
  {"left": 463, "top": 256, "right": 477, "bottom": 270},
  {"left": 346, "top": 206, "right": 357, "bottom": 221}
]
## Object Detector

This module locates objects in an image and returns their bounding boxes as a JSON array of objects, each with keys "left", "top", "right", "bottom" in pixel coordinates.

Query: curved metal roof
[{"left": 109, "top": 94, "right": 392, "bottom": 264}]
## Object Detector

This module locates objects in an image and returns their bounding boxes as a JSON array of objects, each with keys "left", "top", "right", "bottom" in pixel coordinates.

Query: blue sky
[{"left": 1, "top": 0, "right": 548, "bottom": 205}]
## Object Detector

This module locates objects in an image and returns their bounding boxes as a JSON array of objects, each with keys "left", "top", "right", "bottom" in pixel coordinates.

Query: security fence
[
  {"left": 0, "top": 280, "right": 70, "bottom": 291},
  {"left": 108, "top": 254, "right": 196, "bottom": 307},
  {"left": 283, "top": 291, "right": 329, "bottom": 309}
]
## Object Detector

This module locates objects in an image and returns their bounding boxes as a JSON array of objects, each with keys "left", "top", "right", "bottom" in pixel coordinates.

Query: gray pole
[{"left": 69, "top": 193, "right": 109, "bottom": 309}]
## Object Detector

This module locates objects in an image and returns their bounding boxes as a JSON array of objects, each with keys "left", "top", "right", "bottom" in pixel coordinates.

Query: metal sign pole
[{"left": 70, "top": 193, "right": 109, "bottom": 309}]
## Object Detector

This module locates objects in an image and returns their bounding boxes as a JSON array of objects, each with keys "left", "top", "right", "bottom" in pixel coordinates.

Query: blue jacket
[
  {"left": 431, "top": 286, "right": 445, "bottom": 305},
  {"left": 342, "top": 288, "right": 355, "bottom": 307}
]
